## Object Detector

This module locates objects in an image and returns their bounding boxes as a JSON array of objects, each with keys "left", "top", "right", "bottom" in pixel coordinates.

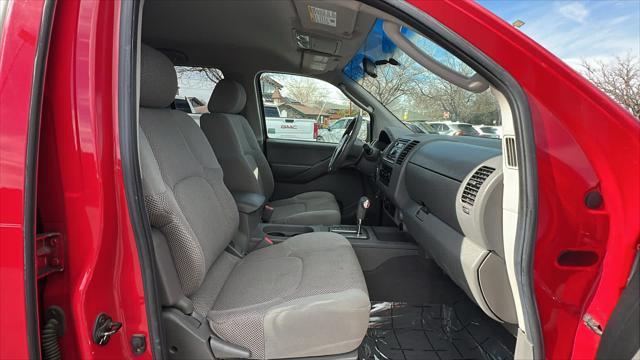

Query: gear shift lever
[{"left": 357, "top": 196, "right": 370, "bottom": 237}]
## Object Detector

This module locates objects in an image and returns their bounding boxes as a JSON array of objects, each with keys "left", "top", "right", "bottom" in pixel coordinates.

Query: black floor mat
[{"left": 360, "top": 256, "right": 515, "bottom": 360}]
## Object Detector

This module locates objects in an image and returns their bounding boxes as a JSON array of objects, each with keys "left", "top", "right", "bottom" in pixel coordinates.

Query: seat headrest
[
  {"left": 208, "top": 79, "right": 247, "bottom": 114},
  {"left": 140, "top": 44, "right": 178, "bottom": 108}
]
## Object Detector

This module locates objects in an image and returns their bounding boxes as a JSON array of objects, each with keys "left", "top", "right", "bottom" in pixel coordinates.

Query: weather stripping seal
[
  {"left": 118, "top": 0, "right": 164, "bottom": 358},
  {"left": 23, "top": 0, "right": 55, "bottom": 359},
  {"left": 360, "top": 0, "right": 542, "bottom": 358}
]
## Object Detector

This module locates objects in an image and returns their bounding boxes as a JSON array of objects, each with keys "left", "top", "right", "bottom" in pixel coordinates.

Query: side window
[
  {"left": 174, "top": 66, "right": 224, "bottom": 125},
  {"left": 259, "top": 73, "right": 369, "bottom": 143}
]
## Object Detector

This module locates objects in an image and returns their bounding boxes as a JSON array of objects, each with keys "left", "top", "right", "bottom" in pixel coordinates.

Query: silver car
[
  {"left": 428, "top": 121, "right": 481, "bottom": 137},
  {"left": 317, "top": 117, "right": 369, "bottom": 143}
]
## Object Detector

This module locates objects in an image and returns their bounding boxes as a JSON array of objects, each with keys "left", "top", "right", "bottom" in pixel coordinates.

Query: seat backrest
[
  {"left": 200, "top": 80, "right": 275, "bottom": 199},
  {"left": 139, "top": 45, "right": 239, "bottom": 296}
]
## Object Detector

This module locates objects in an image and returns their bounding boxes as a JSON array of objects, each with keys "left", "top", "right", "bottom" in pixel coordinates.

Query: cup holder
[
  {"left": 263, "top": 225, "right": 314, "bottom": 238},
  {"left": 267, "top": 232, "right": 287, "bottom": 237}
]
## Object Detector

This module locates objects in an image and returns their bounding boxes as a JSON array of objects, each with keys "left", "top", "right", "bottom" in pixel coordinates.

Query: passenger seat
[
  {"left": 138, "top": 45, "right": 370, "bottom": 359},
  {"left": 200, "top": 79, "right": 341, "bottom": 226}
]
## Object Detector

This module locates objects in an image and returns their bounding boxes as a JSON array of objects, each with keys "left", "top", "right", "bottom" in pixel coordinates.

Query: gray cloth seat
[
  {"left": 200, "top": 79, "right": 341, "bottom": 225},
  {"left": 268, "top": 191, "right": 341, "bottom": 225},
  {"left": 139, "top": 45, "right": 369, "bottom": 359},
  {"left": 194, "top": 233, "right": 370, "bottom": 359}
]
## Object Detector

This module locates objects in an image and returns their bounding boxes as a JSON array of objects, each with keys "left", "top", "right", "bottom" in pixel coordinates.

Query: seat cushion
[
  {"left": 269, "top": 191, "right": 341, "bottom": 225},
  {"left": 207, "top": 232, "right": 370, "bottom": 359}
]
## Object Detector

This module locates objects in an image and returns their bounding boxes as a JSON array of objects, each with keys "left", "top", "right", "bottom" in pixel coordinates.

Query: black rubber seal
[
  {"left": 118, "top": 1, "right": 165, "bottom": 358},
  {"left": 24, "top": 0, "right": 56, "bottom": 359}
]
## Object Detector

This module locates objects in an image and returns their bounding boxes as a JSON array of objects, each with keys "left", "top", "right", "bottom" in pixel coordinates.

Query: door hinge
[
  {"left": 583, "top": 313, "right": 603, "bottom": 336},
  {"left": 36, "top": 232, "right": 64, "bottom": 279}
]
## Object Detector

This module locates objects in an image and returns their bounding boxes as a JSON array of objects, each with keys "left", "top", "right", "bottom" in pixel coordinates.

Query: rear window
[
  {"left": 174, "top": 66, "right": 224, "bottom": 114},
  {"left": 264, "top": 106, "right": 280, "bottom": 117},
  {"left": 458, "top": 124, "right": 479, "bottom": 134},
  {"left": 173, "top": 99, "right": 191, "bottom": 113}
]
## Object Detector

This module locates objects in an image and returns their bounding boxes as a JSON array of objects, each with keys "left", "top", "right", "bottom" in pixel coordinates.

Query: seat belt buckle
[
  {"left": 225, "top": 244, "right": 244, "bottom": 258},
  {"left": 263, "top": 235, "right": 274, "bottom": 246},
  {"left": 262, "top": 204, "right": 274, "bottom": 222}
]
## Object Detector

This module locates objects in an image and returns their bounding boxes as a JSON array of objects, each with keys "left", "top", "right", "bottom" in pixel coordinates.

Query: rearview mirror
[{"left": 363, "top": 57, "right": 378, "bottom": 78}]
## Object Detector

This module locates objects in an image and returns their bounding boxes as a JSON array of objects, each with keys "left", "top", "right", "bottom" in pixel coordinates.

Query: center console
[
  {"left": 233, "top": 190, "right": 419, "bottom": 272},
  {"left": 249, "top": 223, "right": 418, "bottom": 271},
  {"left": 259, "top": 224, "right": 370, "bottom": 240}
]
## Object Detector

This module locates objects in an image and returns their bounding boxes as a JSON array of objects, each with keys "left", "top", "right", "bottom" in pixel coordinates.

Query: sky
[{"left": 477, "top": 0, "right": 640, "bottom": 69}]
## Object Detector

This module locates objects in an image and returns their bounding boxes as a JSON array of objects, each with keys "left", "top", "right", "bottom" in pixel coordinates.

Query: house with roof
[
  {"left": 261, "top": 75, "right": 283, "bottom": 102},
  {"left": 279, "top": 102, "right": 330, "bottom": 122}
]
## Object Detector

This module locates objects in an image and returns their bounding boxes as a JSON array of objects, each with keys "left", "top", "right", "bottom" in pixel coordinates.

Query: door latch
[
  {"left": 583, "top": 313, "right": 603, "bottom": 336},
  {"left": 92, "top": 313, "right": 122, "bottom": 345}
]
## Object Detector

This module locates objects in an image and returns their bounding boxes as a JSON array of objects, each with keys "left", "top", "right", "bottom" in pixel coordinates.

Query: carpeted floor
[{"left": 360, "top": 256, "right": 516, "bottom": 360}]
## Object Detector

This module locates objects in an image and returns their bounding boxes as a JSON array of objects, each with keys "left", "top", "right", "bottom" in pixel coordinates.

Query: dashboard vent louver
[
  {"left": 395, "top": 140, "right": 419, "bottom": 165},
  {"left": 461, "top": 166, "right": 495, "bottom": 206},
  {"left": 504, "top": 136, "right": 518, "bottom": 168}
]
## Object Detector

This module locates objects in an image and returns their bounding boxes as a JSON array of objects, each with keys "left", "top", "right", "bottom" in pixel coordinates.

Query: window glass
[
  {"left": 259, "top": 73, "right": 369, "bottom": 143},
  {"left": 480, "top": 1, "right": 639, "bottom": 120},
  {"left": 344, "top": 20, "right": 501, "bottom": 139},
  {"left": 174, "top": 66, "right": 223, "bottom": 124}
]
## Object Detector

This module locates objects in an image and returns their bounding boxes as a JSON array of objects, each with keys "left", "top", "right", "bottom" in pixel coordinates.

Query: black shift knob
[{"left": 357, "top": 196, "right": 370, "bottom": 223}]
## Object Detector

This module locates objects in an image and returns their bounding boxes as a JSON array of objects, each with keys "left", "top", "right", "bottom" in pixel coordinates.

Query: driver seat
[{"left": 200, "top": 79, "right": 341, "bottom": 225}]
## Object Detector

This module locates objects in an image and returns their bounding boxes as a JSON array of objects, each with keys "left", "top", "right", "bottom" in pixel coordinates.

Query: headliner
[{"left": 142, "top": 0, "right": 377, "bottom": 79}]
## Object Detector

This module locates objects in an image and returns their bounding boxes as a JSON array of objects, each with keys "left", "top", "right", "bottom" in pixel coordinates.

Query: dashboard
[{"left": 374, "top": 129, "right": 517, "bottom": 324}]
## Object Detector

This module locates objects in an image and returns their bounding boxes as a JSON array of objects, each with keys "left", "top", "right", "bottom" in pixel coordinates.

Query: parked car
[
  {"left": 264, "top": 102, "right": 318, "bottom": 141},
  {"left": 474, "top": 125, "right": 502, "bottom": 139},
  {"left": 403, "top": 121, "right": 438, "bottom": 134},
  {"left": 317, "top": 117, "right": 369, "bottom": 143},
  {"left": 429, "top": 121, "right": 481, "bottom": 137}
]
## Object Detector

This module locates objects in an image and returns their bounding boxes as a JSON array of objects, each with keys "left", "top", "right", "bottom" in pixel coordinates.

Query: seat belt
[{"left": 262, "top": 203, "right": 274, "bottom": 222}]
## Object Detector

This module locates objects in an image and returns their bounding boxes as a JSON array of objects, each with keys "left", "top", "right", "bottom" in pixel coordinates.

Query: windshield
[
  {"left": 457, "top": 124, "right": 479, "bottom": 135},
  {"left": 344, "top": 20, "right": 501, "bottom": 138},
  {"left": 481, "top": 126, "right": 498, "bottom": 134}
]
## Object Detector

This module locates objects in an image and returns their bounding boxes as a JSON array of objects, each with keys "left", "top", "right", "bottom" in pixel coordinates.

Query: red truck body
[{"left": 1, "top": 1, "right": 638, "bottom": 359}]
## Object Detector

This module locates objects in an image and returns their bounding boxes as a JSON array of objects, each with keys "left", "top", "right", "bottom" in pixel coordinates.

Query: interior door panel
[
  {"left": 266, "top": 139, "right": 365, "bottom": 224},
  {"left": 267, "top": 139, "right": 336, "bottom": 182}
]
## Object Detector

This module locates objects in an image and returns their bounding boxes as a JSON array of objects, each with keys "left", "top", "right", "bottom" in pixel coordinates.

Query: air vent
[
  {"left": 504, "top": 136, "right": 518, "bottom": 168},
  {"left": 461, "top": 166, "right": 496, "bottom": 206},
  {"left": 395, "top": 140, "right": 419, "bottom": 165}
]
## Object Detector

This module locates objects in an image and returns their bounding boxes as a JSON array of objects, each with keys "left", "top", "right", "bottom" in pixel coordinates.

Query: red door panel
[
  {"left": 407, "top": 1, "right": 640, "bottom": 359},
  {"left": 36, "top": 1, "right": 153, "bottom": 359},
  {"left": 0, "top": 1, "right": 47, "bottom": 358}
]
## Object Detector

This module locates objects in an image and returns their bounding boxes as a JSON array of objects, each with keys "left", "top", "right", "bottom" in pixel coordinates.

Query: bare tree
[
  {"left": 581, "top": 55, "right": 640, "bottom": 118},
  {"left": 176, "top": 66, "right": 224, "bottom": 84},
  {"left": 407, "top": 55, "right": 500, "bottom": 124},
  {"left": 361, "top": 53, "right": 426, "bottom": 110},
  {"left": 282, "top": 77, "right": 328, "bottom": 105}
]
